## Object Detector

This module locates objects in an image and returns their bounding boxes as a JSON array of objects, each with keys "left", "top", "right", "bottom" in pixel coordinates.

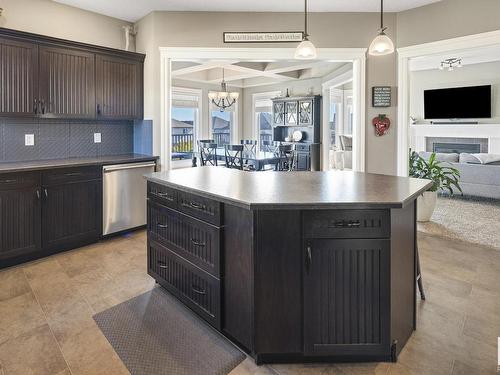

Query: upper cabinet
[
  {"left": 39, "top": 46, "right": 95, "bottom": 119},
  {"left": 96, "top": 55, "right": 143, "bottom": 120},
  {"left": 0, "top": 37, "right": 39, "bottom": 117},
  {"left": 0, "top": 28, "right": 145, "bottom": 121}
]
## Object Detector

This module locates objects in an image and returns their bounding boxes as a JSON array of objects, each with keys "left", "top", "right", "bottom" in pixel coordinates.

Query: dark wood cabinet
[
  {"left": 295, "top": 151, "right": 310, "bottom": 171},
  {"left": 42, "top": 176, "right": 101, "bottom": 252},
  {"left": 298, "top": 99, "right": 313, "bottom": 126},
  {"left": 39, "top": 46, "right": 95, "bottom": 118},
  {"left": 272, "top": 101, "right": 285, "bottom": 125},
  {"left": 0, "top": 174, "right": 41, "bottom": 261},
  {"left": 0, "top": 28, "right": 145, "bottom": 120},
  {"left": 0, "top": 37, "right": 39, "bottom": 117},
  {"left": 285, "top": 101, "right": 298, "bottom": 125},
  {"left": 96, "top": 54, "right": 143, "bottom": 120},
  {"left": 303, "top": 238, "right": 391, "bottom": 357}
]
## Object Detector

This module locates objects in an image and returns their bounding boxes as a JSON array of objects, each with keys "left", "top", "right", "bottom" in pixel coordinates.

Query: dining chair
[
  {"left": 261, "top": 140, "right": 279, "bottom": 154},
  {"left": 277, "top": 144, "right": 296, "bottom": 171},
  {"left": 224, "top": 144, "right": 244, "bottom": 170},
  {"left": 198, "top": 139, "right": 218, "bottom": 166},
  {"left": 240, "top": 139, "right": 257, "bottom": 154}
]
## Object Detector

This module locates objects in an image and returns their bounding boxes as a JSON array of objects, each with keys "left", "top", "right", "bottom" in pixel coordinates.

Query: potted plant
[{"left": 409, "top": 151, "right": 462, "bottom": 222}]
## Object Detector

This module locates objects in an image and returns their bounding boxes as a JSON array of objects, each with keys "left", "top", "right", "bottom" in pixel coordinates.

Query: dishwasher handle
[{"left": 103, "top": 162, "right": 156, "bottom": 173}]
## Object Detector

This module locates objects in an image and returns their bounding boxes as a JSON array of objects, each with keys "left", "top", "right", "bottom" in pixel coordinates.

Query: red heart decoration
[{"left": 372, "top": 115, "right": 391, "bottom": 136}]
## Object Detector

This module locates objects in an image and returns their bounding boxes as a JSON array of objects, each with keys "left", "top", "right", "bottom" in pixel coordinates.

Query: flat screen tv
[{"left": 424, "top": 85, "right": 491, "bottom": 119}]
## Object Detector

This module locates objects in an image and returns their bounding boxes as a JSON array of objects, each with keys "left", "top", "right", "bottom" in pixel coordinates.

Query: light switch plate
[
  {"left": 94, "top": 133, "right": 101, "bottom": 143},
  {"left": 25, "top": 134, "right": 35, "bottom": 146}
]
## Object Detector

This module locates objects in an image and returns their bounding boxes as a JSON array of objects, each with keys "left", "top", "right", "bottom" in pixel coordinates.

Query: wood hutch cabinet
[{"left": 272, "top": 95, "right": 321, "bottom": 171}]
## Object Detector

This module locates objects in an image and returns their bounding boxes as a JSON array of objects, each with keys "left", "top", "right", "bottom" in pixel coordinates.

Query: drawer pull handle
[
  {"left": 156, "top": 192, "right": 174, "bottom": 201},
  {"left": 36, "top": 190, "right": 41, "bottom": 199},
  {"left": 157, "top": 223, "right": 168, "bottom": 229},
  {"left": 347, "top": 221, "right": 361, "bottom": 228},
  {"left": 44, "top": 189, "right": 48, "bottom": 198},
  {"left": 191, "top": 239, "right": 206, "bottom": 247},
  {"left": 157, "top": 261, "right": 168, "bottom": 269},
  {"left": 191, "top": 285, "right": 206, "bottom": 295},
  {"left": 64, "top": 172, "right": 83, "bottom": 177},
  {"left": 188, "top": 201, "right": 203, "bottom": 210},
  {"left": 0, "top": 179, "right": 17, "bottom": 183}
]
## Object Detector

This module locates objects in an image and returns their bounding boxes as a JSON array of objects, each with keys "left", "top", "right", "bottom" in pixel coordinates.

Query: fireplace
[
  {"left": 426, "top": 137, "right": 488, "bottom": 154},
  {"left": 433, "top": 142, "right": 480, "bottom": 154}
]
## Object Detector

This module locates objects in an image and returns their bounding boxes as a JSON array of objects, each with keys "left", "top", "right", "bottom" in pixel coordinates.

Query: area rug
[
  {"left": 93, "top": 287, "right": 245, "bottom": 375},
  {"left": 418, "top": 195, "right": 500, "bottom": 250}
]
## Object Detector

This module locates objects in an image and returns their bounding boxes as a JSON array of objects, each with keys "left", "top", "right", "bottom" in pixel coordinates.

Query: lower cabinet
[
  {"left": 42, "top": 179, "right": 101, "bottom": 251},
  {"left": 0, "top": 167, "right": 102, "bottom": 268},
  {"left": 0, "top": 177, "right": 41, "bottom": 262},
  {"left": 303, "top": 238, "right": 391, "bottom": 357}
]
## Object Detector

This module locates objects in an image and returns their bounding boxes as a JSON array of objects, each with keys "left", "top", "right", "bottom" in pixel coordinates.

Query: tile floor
[{"left": 0, "top": 230, "right": 499, "bottom": 375}]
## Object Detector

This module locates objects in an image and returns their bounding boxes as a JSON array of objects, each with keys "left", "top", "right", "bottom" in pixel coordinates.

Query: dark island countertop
[
  {"left": 0, "top": 154, "right": 159, "bottom": 174},
  {"left": 145, "top": 167, "right": 433, "bottom": 209}
]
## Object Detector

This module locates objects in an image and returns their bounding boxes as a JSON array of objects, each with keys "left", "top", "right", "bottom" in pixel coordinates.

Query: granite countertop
[
  {"left": 145, "top": 167, "right": 433, "bottom": 209},
  {"left": 0, "top": 154, "right": 159, "bottom": 173}
]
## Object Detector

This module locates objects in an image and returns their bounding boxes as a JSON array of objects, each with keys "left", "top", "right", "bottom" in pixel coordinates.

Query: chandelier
[
  {"left": 208, "top": 69, "right": 239, "bottom": 111},
  {"left": 439, "top": 58, "right": 463, "bottom": 71}
]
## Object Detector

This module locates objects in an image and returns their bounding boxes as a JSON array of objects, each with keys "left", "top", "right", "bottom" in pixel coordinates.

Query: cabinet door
[
  {"left": 303, "top": 239, "right": 390, "bottom": 357},
  {"left": 285, "top": 101, "right": 298, "bottom": 125},
  {"left": 0, "top": 187, "right": 41, "bottom": 261},
  {"left": 0, "top": 37, "right": 39, "bottom": 117},
  {"left": 39, "top": 46, "right": 95, "bottom": 119},
  {"left": 295, "top": 152, "right": 310, "bottom": 171},
  {"left": 298, "top": 99, "right": 313, "bottom": 126},
  {"left": 96, "top": 54, "right": 143, "bottom": 120},
  {"left": 272, "top": 101, "right": 285, "bottom": 125},
  {"left": 42, "top": 180, "right": 101, "bottom": 251}
]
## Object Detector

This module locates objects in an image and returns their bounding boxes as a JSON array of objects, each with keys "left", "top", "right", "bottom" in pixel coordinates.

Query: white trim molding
[
  {"left": 160, "top": 47, "right": 367, "bottom": 171},
  {"left": 397, "top": 29, "right": 500, "bottom": 176}
]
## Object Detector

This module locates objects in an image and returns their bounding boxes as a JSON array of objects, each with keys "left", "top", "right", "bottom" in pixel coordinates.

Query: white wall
[
  {"left": 0, "top": 0, "right": 131, "bottom": 50},
  {"left": 410, "top": 61, "right": 500, "bottom": 123}
]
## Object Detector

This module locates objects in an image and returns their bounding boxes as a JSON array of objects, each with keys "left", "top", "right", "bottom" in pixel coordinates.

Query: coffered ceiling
[
  {"left": 171, "top": 60, "right": 348, "bottom": 88},
  {"left": 53, "top": 0, "right": 442, "bottom": 22}
]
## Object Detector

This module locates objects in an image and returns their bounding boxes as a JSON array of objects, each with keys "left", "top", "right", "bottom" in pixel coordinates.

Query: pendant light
[
  {"left": 369, "top": 0, "right": 394, "bottom": 56},
  {"left": 295, "top": 0, "right": 317, "bottom": 60}
]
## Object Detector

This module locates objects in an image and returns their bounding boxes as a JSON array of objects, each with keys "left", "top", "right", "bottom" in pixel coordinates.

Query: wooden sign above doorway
[{"left": 223, "top": 32, "right": 304, "bottom": 43}]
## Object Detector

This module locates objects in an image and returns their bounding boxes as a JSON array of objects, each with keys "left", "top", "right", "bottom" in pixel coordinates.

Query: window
[
  {"left": 211, "top": 110, "right": 233, "bottom": 146},
  {"left": 253, "top": 91, "right": 281, "bottom": 151},
  {"left": 171, "top": 88, "right": 201, "bottom": 163}
]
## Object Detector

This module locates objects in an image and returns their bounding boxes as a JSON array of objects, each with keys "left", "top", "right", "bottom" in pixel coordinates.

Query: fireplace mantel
[{"left": 410, "top": 124, "right": 500, "bottom": 154}]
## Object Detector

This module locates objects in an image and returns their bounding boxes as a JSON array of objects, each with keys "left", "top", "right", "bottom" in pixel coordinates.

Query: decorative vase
[{"left": 417, "top": 191, "right": 437, "bottom": 222}]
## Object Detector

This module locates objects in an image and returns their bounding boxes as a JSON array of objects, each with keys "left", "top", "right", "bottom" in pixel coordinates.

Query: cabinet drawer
[
  {"left": 148, "top": 239, "right": 221, "bottom": 329},
  {"left": 42, "top": 166, "right": 101, "bottom": 185},
  {"left": 303, "top": 209, "right": 390, "bottom": 239},
  {"left": 178, "top": 190, "right": 222, "bottom": 226},
  {"left": 147, "top": 181, "right": 177, "bottom": 209},
  {"left": 294, "top": 143, "right": 310, "bottom": 152},
  {"left": 0, "top": 172, "right": 40, "bottom": 191},
  {"left": 148, "top": 202, "right": 220, "bottom": 276}
]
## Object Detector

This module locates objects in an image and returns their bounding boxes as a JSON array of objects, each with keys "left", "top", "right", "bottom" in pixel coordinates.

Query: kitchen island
[{"left": 145, "top": 167, "right": 432, "bottom": 364}]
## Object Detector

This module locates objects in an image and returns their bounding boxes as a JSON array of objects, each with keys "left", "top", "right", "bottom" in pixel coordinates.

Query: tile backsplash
[{"left": 0, "top": 119, "right": 134, "bottom": 162}]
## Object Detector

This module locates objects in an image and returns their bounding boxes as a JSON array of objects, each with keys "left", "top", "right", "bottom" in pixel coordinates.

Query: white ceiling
[
  {"left": 53, "top": 0, "right": 442, "bottom": 22},
  {"left": 172, "top": 60, "right": 349, "bottom": 88}
]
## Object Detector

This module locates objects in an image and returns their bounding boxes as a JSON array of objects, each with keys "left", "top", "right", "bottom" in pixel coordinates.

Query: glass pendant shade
[
  {"left": 218, "top": 91, "right": 228, "bottom": 99},
  {"left": 229, "top": 92, "right": 240, "bottom": 100},
  {"left": 208, "top": 91, "right": 217, "bottom": 100},
  {"left": 368, "top": 32, "right": 395, "bottom": 56},
  {"left": 295, "top": 39, "right": 317, "bottom": 60}
]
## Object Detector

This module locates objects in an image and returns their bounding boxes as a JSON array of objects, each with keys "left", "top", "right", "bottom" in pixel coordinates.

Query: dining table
[{"left": 195, "top": 147, "right": 286, "bottom": 171}]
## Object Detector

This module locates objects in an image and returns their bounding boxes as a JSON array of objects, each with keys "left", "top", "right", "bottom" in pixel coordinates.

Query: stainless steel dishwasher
[{"left": 102, "top": 161, "right": 156, "bottom": 236}]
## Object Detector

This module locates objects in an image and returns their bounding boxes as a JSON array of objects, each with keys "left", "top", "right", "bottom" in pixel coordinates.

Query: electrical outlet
[
  {"left": 94, "top": 133, "right": 101, "bottom": 143},
  {"left": 25, "top": 134, "right": 35, "bottom": 146}
]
